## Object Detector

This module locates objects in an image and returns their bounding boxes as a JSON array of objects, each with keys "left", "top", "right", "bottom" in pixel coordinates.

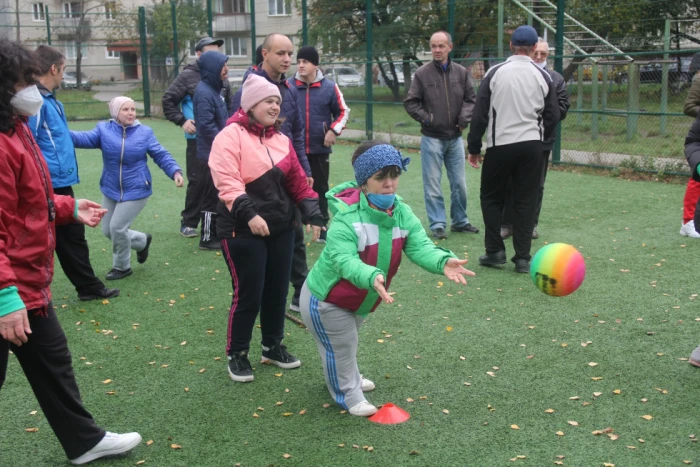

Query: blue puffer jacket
[
  {"left": 194, "top": 51, "right": 230, "bottom": 161},
  {"left": 71, "top": 120, "right": 181, "bottom": 202},
  {"left": 231, "top": 67, "right": 311, "bottom": 176},
  {"left": 28, "top": 85, "right": 79, "bottom": 188},
  {"left": 289, "top": 70, "right": 350, "bottom": 155}
]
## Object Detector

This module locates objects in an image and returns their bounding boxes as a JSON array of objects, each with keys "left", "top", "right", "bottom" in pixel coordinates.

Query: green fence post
[
  {"left": 526, "top": 0, "right": 533, "bottom": 26},
  {"left": 250, "top": 0, "right": 256, "bottom": 65},
  {"left": 365, "top": 0, "right": 373, "bottom": 140},
  {"left": 171, "top": 0, "right": 179, "bottom": 78},
  {"left": 45, "top": 6, "right": 51, "bottom": 45},
  {"left": 601, "top": 64, "right": 608, "bottom": 123},
  {"left": 448, "top": 0, "right": 455, "bottom": 41},
  {"left": 553, "top": 0, "right": 565, "bottom": 164},
  {"left": 660, "top": 19, "right": 670, "bottom": 136},
  {"left": 577, "top": 64, "right": 583, "bottom": 125},
  {"left": 302, "top": 0, "right": 308, "bottom": 46},
  {"left": 138, "top": 6, "right": 151, "bottom": 118},
  {"left": 591, "top": 63, "right": 599, "bottom": 140},
  {"left": 206, "top": 0, "right": 213, "bottom": 37},
  {"left": 626, "top": 62, "right": 639, "bottom": 141},
  {"left": 497, "top": 0, "right": 504, "bottom": 59}
]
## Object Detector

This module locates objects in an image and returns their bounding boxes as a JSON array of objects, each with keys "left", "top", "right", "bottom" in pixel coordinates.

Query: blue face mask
[{"left": 366, "top": 192, "right": 396, "bottom": 210}]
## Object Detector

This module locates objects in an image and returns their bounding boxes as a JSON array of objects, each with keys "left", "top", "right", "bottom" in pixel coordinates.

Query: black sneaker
[
  {"left": 137, "top": 234, "right": 152, "bottom": 264},
  {"left": 451, "top": 223, "right": 479, "bottom": 234},
  {"left": 289, "top": 294, "right": 300, "bottom": 313},
  {"left": 514, "top": 259, "right": 530, "bottom": 274},
  {"left": 531, "top": 227, "right": 539, "bottom": 239},
  {"left": 180, "top": 225, "right": 198, "bottom": 238},
  {"left": 315, "top": 228, "right": 327, "bottom": 244},
  {"left": 478, "top": 251, "right": 507, "bottom": 267},
  {"left": 78, "top": 287, "right": 121, "bottom": 301},
  {"left": 199, "top": 239, "right": 221, "bottom": 251},
  {"left": 261, "top": 341, "right": 301, "bottom": 369},
  {"left": 106, "top": 268, "right": 132, "bottom": 280},
  {"left": 228, "top": 351, "right": 254, "bottom": 382},
  {"left": 431, "top": 227, "right": 447, "bottom": 239}
]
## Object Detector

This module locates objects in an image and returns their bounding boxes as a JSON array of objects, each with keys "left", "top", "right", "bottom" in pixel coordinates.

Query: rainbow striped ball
[{"left": 530, "top": 243, "right": 586, "bottom": 297}]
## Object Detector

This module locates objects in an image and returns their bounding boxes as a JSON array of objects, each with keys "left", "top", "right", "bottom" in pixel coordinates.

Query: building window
[
  {"left": 32, "top": 3, "right": 45, "bottom": 21},
  {"left": 106, "top": 48, "right": 120, "bottom": 59},
  {"left": 268, "top": 0, "right": 290, "bottom": 16},
  {"left": 65, "top": 42, "right": 88, "bottom": 59},
  {"left": 187, "top": 41, "right": 197, "bottom": 57},
  {"left": 63, "top": 2, "right": 82, "bottom": 18},
  {"left": 216, "top": 0, "right": 246, "bottom": 14},
  {"left": 104, "top": 1, "right": 117, "bottom": 20},
  {"left": 225, "top": 37, "right": 247, "bottom": 57}
]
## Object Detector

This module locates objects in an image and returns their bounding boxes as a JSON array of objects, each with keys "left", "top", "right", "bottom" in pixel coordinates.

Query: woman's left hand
[
  {"left": 76, "top": 199, "right": 107, "bottom": 227},
  {"left": 443, "top": 258, "right": 476, "bottom": 285},
  {"left": 174, "top": 172, "right": 184, "bottom": 187},
  {"left": 306, "top": 224, "right": 325, "bottom": 242}
]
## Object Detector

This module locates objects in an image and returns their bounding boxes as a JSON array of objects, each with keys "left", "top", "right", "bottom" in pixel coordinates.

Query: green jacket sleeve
[
  {"left": 325, "top": 216, "right": 383, "bottom": 290},
  {"left": 402, "top": 205, "right": 456, "bottom": 274},
  {"left": 684, "top": 77, "right": 700, "bottom": 118},
  {"left": 0, "top": 286, "right": 25, "bottom": 317}
]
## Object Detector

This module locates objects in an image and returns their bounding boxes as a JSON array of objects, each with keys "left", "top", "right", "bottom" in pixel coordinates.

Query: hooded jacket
[
  {"left": 194, "top": 52, "right": 230, "bottom": 161},
  {"left": 685, "top": 114, "right": 700, "bottom": 180},
  {"left": 71, "top": 120, "right": 181, "bottom": 202},
  {"left": 305, "top": 181, "right": 456, "bottom": 317},
  {"left": 0, "top": 118, "right": 77, "bottom": 317},
  {"left": 28, "top": 84, "right": 80, "bottom": 188},
  {"left": 289, "top": 70, "right": 350, "bottom": 155},
  {"left": 230, "top": 67, "right": 311, "bottom": 176},
  {"left": 162, "top": 60, "right": 233, "bottom": 140},
  {"left": 209, "top": 109, "right": 322, "bottom": 239}
]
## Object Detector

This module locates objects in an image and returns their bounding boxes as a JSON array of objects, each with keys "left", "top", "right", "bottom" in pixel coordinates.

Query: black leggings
[{"left": 221, "top": 229, "right": 295, "bottom": 354}]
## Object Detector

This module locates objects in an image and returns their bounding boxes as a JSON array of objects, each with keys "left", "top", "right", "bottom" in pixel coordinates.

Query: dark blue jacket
[
  {"left": 232, "top": 67, "right": 311, "bottom": 175},
  {"left": 28, "top": 84, "right": 79, "bottom": 188},
  {"left": 194, "top": 51, "right": 230, "bottom": 161},
  {"left": 289, "top": 70, "right": 350, "bottom": 155},
  {"left": 71, "top": 121, "right": 181, "bottom": 202}
]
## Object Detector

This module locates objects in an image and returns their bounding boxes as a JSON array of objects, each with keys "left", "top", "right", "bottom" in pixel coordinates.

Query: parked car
[
  {"left": 227, "top": 69, "right": 246, "bottom": 88},
  {"left": 616, "top": 57, "right": 693, "bottom": 86},
  {"left": 378, "top": 61, "right": 418, "bottom": 86},
  {"left": 323, "top": 66, "right": 364, "bottom": 87},
  {"left": 61, "top": 71, "right": 93, "bottom": 91}
]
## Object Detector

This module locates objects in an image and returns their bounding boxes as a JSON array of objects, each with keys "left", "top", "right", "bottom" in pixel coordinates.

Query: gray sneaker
[
  {"left": 690, "top": 345, "right": 700, "bottom": 367},
  {"left": 180, "top": 225, "right": 197, "bottom": 238}
]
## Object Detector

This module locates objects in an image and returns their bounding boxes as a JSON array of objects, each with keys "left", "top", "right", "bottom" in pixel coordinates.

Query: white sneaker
[
  {"left": 360, "top": 376, "right": 375, "bottom": 392},
  {"left": 70, "top": 432, "right": 142, "bottom": 465},
  {"left": 680, "top": 221, "right": 700, "bottom": 238},
  {"left": 348, "top": 400, "right": 378, "bottom": 417}
]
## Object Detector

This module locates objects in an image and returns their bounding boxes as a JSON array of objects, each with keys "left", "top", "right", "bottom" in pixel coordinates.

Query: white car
[
  {"left": 61, "top": 71, "right": 92, "bottom": 91},
  {"left": 227, "top": 69, "right": 246, "bottom": 88},
  {"left": 324, "top": 66, "right": 364, "bottom": 87}
]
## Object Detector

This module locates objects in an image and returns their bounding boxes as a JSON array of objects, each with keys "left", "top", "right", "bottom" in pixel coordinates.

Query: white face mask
[
  {"left": 535, "top": 60, "right": 547, "bottom": 69},
  {"left": 11, "top": 85, "right": 44, "bottom": 116}
]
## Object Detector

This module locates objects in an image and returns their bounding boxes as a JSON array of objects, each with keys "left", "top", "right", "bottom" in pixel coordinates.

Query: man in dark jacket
[
  {"left": 404, "top": 31, "right": 479, "bottom": 240},
  {"left": 28, "top": 45, "right": 119, "bottom": 301},
  {"left": 230, "top": 33, "right": 312, "bottom": 311},
  {"left": 289, "top": 45, "right": 350, "bottom": 247},
  {"left": 500, "top": 38, "right": 570, "bottom": 240},
  {"left": 194, "top": 51, "right": 230, "bottom": 250},
  {"left": 161, "top": 37, "right": 230, "bottom": 238}
]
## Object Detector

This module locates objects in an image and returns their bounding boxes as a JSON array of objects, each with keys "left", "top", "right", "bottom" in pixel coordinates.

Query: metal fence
[{"left": 3, "top": 0, "right": 699, "bottom": 174}]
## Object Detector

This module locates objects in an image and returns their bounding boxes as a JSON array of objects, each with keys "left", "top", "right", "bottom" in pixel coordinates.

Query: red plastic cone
[{"left": 368, "top": 403, "right": 410, "bottom": 424}]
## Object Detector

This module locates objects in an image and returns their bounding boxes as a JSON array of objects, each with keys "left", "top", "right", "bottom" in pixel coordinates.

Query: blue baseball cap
[{"left": 511, "top": 25, "right": 538, "bottom": 46}]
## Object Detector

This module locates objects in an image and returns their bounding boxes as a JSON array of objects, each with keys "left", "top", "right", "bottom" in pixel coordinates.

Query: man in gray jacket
[
  {"left": 404, "top": 31, "right": 479, "bottom": 240},
  {"left": 500, "top": 38, "right": 570, "bottom": 240},
  {"left": 162, "top": 37, "right": 230, "bottom": 238}
]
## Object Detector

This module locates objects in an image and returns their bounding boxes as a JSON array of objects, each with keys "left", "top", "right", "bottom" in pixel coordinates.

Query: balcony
[
  {"left": 53, "top": 17, "right": 92, "bottom": 39},
  {"left": 213, "top": 14, "right": 250, "bottom": 33}
]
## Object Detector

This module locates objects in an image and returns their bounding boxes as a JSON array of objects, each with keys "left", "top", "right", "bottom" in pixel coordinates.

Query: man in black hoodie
[{"left": 162, "top": 37, "right": 231, "bottom": 239}]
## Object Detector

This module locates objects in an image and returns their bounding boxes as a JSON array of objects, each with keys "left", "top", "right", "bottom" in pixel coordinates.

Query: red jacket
[{"left": 0, "top": 118, "right": 76, "bottom": 315}]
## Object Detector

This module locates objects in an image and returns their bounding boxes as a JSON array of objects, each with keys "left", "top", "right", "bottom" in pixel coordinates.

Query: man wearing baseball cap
[
  {"left": 162, "top": 36, "right": 231, "bottom": 244},
  {"left": 466, "top": 25, "right": 560, "bottom": 273}
]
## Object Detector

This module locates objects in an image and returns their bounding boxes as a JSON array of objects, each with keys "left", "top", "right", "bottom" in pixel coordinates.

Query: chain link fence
[{"left": 3, "top": 0, "right": 698, "bottom": 174}]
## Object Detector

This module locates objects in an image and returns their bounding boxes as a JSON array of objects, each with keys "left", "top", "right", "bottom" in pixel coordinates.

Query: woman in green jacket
[{"left": 299, "top": 142, "right": 475, "bottom": 416}]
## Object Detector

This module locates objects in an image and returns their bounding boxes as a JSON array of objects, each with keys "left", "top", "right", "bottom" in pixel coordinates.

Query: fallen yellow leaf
[
  {"left": 567, "top": 421, "right": 579, "bottom": 426},
  {"left": 146, "top": 440, "right": 154, "bottom": 446},
  {"left": 555, "top": 431, "right": 564, "bottom": 436},
  {"left": 545, "top": 409, "right": 555, "bottom": 414},
  {"left": 510, "top": 424, "right": 520, "bottom": 430},
  {"left": 171, "top": 444, "right": 182, "bottom": 449},
  {"left": 641, "top": 414, "right": 653, "bottom": 420},
  {"left": 102, "top": 379, "right": 112, "bottom": 384},
  {"left": 282, "top": 454, "right": 291, "bottom": 459},
  {"left": 612, "top": 389, "right": 621, "bottom": 395},
  {"left": 25, "top": 428, "right": 39, "bottom": 433}
]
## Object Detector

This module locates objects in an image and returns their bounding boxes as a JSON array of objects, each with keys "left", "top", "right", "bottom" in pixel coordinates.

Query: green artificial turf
[{"left": 0, "top": 119, "right": 698, "bottom": 466}]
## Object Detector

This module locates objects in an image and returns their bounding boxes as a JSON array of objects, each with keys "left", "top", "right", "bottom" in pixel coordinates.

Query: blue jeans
[{"left": 420, "top": 136, "right": 469, "bottom": 231}]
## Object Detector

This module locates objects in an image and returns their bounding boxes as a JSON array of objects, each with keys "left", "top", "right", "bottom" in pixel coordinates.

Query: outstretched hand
[
  {"left": 76, "top": 199, "right": 107, "bottom": 227},
  {"left": 443, "top": 258, "right": 476, "bottom": 285},
  {"left": 373, "top": 274, "right": 394, "bottom": 304}
]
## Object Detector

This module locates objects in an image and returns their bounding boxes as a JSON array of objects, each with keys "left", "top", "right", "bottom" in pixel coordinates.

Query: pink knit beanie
[
  {"left": 240, "top": 74, "right": 281, "bottom": 112},
  {"left": 109, "top": 96, "right": 135, "bottom": 120}
]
